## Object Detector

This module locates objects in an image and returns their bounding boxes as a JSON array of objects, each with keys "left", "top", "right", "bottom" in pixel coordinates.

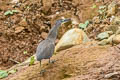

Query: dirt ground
[
  {"left": 1, "top": 0, "right": 120, "bottom": 80},
  {"left": 0, "top": 0, "right": 105, "bottom": 69},
  {"left": 3, "top": 42, "right": 120, "bottom": 80}
]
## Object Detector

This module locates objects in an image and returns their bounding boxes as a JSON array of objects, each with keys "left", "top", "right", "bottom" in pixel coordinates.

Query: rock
[
  {"left": 18, "top": 19, "right": 27, "bottom": 27},
  {"left": 116, "top": 28, "right": 120, "bottom": 35},
  {"left": 55, "top": 28, "right": 90, "bottom": 52},
  {"left": 72, "top": 0, "right": 93, "bottom": 6},
  {"left": 112, "top": 34, "right": 120, "bottom": 44},
  {"left": 11, "top": 15, "right": 20, "bottom": 24},
  {"left": 106, "top": 25, "right": 119, "bottom": 34},
  {"left": 107, "top": 1, "right": 117, "bottom": 16},
  {"left": 41, "top": 32, "right": 48, "bottom": 39},
  {"left": 106, "top": 28, "right": 120, "bottom": 45},
  {"left": 40, "top": 26, "right": 46, "bottom": 31},
  {"left": 71, "top": 18, "right": 79, "bottom": 25},
  {"left": 11, "top": 0, "right": 19, "bottom": 3},
  {"left": 15, "top": 26, "right": 24, "bottom": 33},
  {"left": 93, "top": 17, "right": 101, "bottom": 24},
  {"left": 98, "top": 34, "right": 116, "bottom": 45},
  {"left": 111, "top": 16, "right": 120, "bottom": 25},
  {"left": 107, "top": 34, "right": 115, "bottom": 44},
  {"left": 98, "top": 39, "right": 109, "bottom": 45},
  {"left": 42, "top": 0, "right": 53, "bottom": 13},
  {"left": 97, "top": 32, "right": 110, "bottom": 40},
  {"left": 98, "top": 33, "right": 120, "bottom": 45},
  {"left": 72, "top": 0, "right": 82, "bottom": 6}
]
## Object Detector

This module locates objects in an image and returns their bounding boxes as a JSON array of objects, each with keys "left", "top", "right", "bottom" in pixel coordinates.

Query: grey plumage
[
  {"left": 36, "top": 39, "right": 54, "bottom": 61},
  {"left": 36, "top": 19, "right": 71, "bottom": 67}
]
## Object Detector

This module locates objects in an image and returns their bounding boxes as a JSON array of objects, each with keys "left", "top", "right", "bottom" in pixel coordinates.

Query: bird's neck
[{"left": 47, "top": 23, "right": 60, "bottom": 42}]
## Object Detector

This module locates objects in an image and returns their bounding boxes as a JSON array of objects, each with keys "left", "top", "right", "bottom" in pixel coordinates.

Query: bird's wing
[{"left": 36, "top": 40, "right": 55, "bottom": 61}]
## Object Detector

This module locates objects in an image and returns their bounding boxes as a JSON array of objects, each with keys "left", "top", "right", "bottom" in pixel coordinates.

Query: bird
[{"left": 36, "top": 18, "right": 71, "bottom": 69}]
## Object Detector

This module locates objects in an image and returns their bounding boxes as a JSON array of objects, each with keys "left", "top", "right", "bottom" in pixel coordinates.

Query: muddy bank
[
  {"left": 3, "top": 42, "right": 120, "bottom": 80},
  {"left": 0, "top": 0, "right": 104, "bottom": 69}
]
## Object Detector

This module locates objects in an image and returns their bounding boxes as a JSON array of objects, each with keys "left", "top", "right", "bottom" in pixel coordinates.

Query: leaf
[
  {"left": 79, "top": 23, "right": 86, "bottom": 29},
  {"left": 26, "top": 6, "right": 30, "bottom": 9},
  {"left": 4, "top": 10, "right": 19, "bottom": 16},
  {"left": 23, "top": 51, "right": 27, "bottom": 54},
  {"left": 79, "top": 20, "right": 89, "bottom": 29},
  {"left": 4, "top": 10, "right": 13, "bottom": 15},
  {"left": 99, "top": 5, "right": 106, "bottom": 9},
  {"left": 85, "top": 20, "right": 89, "bottom": 25},
  {"left": 12, "top": 10, "right": 19, "bottom": 13},
  {"left": 0, "top": 70, "right": 8, "bottom": 79},
  {"left": 29, "top": 56, "right": 35, "bottom": 66},
  {"left": 98, "top": 10, "right": 103, "bottom": 14},
  {"left": 97, "top": 32, "right": 109, "bottom": 40},
  {"left": 91, "top": 4, "right": 97, "bottom": 9},
  {"left": 8, "top": 69, "right": 17, "bottom": 74}
]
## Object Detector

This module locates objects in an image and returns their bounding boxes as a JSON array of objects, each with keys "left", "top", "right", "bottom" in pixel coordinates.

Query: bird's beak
[{"left": 62, "top": 18, "right": 71, "bottom": 23}]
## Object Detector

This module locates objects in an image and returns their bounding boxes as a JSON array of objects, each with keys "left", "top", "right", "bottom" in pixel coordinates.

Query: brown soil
[
  {"left": 1, "top": 0, "right": 120, "bottom": 80},
  {"left": 3, "top": 42, "right": 120, "bottom": 80},
  {"left": 0, "top": 0, "right": 106, "bottom": 69}
]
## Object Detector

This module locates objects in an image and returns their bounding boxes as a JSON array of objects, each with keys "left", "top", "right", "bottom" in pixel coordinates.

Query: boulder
[
  {"left": 14, "top": 26, "right": 24, "bottom": 33},
  {"left": 107, "top": 1, "right": 117, "bottom": 17},
  {"left": 55, "top": 28, "right": 90, "bottom": 52},
  {"left": 113, "top": 34, "right": 120, "bottom": 44}
]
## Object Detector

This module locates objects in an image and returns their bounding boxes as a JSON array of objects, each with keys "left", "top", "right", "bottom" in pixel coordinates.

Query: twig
[
  {"left": 9, "top": 58, "right": 20, "bottom": 64},
  {"left": 104, "top": 72, "right": 120, "bottom": 79}
]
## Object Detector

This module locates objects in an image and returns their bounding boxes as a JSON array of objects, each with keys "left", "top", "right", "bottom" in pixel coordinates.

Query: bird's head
[
  {"left": 55, "top": 18, "right": 71, "bottom": 26},
  {"left": 47, "top": 18, "right": 71, "bottom": 41}
]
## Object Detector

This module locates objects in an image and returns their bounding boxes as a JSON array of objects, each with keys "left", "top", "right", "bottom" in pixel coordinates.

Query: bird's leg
[
  {"left": 49, "top": 58, "right": 51, "bottom": 63},
  {"left": 40, "top": 60, "right": 46, "bottom": 74},
  {"left": 40, "top": 60, "right": 42, "bottom": 72},
  {"left": 40, "top": 60, "right": 41, "bottom": 67}
]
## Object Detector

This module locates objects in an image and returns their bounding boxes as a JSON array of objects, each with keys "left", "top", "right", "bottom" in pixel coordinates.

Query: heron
[{"left": 36, "top": 18, "right": 71, "bottom": 71}]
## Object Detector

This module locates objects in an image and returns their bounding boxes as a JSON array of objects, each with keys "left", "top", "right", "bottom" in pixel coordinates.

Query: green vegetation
[
  {"left": 4, "top": 10, "right": 19, "bottom": 16},
  {"left": 79, "top": 20, "right": 89, "bottom": 30},
  {"left": 0, "top": 70, "right": 8, "bottom": 79},
  {"left": 23, "top": 50, "right": 28, "bottom": 54},
  {"left": 29, "top": 56, "right": 35, "bottom": 66}
]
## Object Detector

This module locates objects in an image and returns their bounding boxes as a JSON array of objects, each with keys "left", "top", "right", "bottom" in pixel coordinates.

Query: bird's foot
[
  {"left": 49, "top": 60, "right": 56, "bottom": 64},
  {"left": 40, "top": 69, "right": 46, "bottom": 74}
]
